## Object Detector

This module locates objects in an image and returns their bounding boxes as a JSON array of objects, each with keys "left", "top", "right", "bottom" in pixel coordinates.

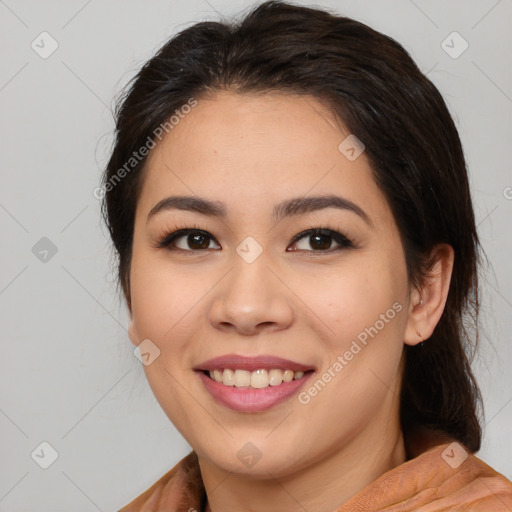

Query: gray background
[{"left": 0, "top": 0, "right": 511, "bottom": 510}]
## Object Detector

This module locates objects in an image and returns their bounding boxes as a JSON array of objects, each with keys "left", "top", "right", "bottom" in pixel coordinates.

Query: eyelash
[{"left": 154, "top": 223, "right": 355, "bottom": 254}]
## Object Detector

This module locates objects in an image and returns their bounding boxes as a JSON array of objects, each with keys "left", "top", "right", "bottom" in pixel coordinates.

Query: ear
[
  {"left": 128, "top": 317, "right": 139, "bottom": 347},
  {"left": 404, "top": 243, "right": 454, "bottom": 346}
]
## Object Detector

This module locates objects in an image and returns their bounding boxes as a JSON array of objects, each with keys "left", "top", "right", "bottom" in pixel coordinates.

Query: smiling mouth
[
  {"left": 200, "top": 368, "right": 315, "bottom": 389},
  {"left": 196, "top": 367, "right": 315, "bottom": 412}
]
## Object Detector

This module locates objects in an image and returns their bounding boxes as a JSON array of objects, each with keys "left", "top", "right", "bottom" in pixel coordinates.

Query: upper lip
[{"left": 194, "top": 354, "right": 316, "bottom": 372}]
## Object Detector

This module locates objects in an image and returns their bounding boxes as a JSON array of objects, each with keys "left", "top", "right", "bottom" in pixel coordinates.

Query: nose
[{"left": 208, "top": 254, "right": 294, "bottom": 336}]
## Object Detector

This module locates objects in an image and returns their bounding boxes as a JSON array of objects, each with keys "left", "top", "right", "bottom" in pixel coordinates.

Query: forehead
[
  {"left": 137, "top": 91, "right": 389, "bottom": 223},
  {"left": 148, "top": 91, "right": 343, "bottom": 167}
]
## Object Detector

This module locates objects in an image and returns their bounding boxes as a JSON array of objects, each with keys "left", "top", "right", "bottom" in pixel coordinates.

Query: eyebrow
[{"left": 147, "top": 194, "right": 373, "bottom": 227}]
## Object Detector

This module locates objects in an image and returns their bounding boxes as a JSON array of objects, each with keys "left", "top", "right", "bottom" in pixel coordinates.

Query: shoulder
[
  {"left": 117, "top": 450, "right": 205, "bottom": 512},
  {"left": 400, "top": 442, "right": 512, "bottom": 511},
  {"left": 457, "top": 447, "right": 512, "bottom": 511},
  {"left": 337, "top": 438, "right": 512, "bottom": 511}
]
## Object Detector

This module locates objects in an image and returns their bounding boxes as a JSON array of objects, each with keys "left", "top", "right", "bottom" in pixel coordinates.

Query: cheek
[
  {"left": 129, "top": 250, "right": 205, "bottom": 340},
  {"left": 129, "top": 253, "right": 205, "bottom": 434},
  {"left": 299, "top": 267, "right": 406, "bottom": 426},
  {"left": 313, "top": 256, "right": 405, "bottom": 338},
  {"left": 306, "top": 254, "right": 408, "bottom": 396}
]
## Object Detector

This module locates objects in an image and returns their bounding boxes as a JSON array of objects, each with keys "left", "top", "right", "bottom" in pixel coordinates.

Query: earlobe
[{"left": 404, "top": 244, "right": 455, "bottom": 346}]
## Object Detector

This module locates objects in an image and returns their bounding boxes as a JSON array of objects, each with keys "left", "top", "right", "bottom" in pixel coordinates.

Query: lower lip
[{"left": 196, "top": 370, "right": 314, "bottom": 412}]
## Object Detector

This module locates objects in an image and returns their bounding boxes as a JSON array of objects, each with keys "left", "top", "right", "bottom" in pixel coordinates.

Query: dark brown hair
[{"left": 101, "top": 0, "right": 483, "bottom": 451}]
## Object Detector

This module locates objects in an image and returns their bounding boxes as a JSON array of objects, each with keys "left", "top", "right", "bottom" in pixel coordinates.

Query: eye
[
  {"left": 288, "top": 228, "right": 354, "bottom": 252},
  {"left": 156, "top": 226, "right": 221, "bottom": 251},
  {"left": 155, "top": 225, "right": 354, "bottom": 253}
]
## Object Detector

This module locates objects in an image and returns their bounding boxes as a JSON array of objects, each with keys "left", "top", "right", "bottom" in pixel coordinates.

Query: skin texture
[{"left": 127, "top": 91, "right": 454, "bottom": 512}]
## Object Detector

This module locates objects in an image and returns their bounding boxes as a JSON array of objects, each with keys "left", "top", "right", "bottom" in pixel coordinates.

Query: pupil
[
  {"left": 311, "top": 234, "right": 331, "bottom": 250},
  {"left": 189, "top": 233, "right": 209, "bottom": 249}
]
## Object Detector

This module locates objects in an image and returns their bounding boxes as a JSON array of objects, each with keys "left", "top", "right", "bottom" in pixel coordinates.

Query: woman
[{"left": 101, "top": 1, "right": 512, "bottom": 510}]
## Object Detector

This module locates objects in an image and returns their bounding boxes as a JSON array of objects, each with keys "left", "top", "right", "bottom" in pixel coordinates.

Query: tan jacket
[{"left": 119, "top": 428, "right": 512, "bottom": 511}]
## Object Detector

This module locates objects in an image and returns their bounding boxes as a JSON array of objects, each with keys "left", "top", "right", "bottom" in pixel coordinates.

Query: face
[{"left": 128, "top": 91, "right": 414, "bottom": 477}]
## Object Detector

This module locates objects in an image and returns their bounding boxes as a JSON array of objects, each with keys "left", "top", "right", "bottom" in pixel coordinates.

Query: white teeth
[
  {"left": 268, "top": 369, "right": 283, "bottom": 386},
  {"left": 222, "top": 369, "right": 235, "bottom": 386},
  {"left": 208, "top": 368, "right": 308, "bottom": 388},
  {"left": 282, "top": 369, "right": 294, "bottom": 382},
  {"left": 250, "top": 369, "right": 268, "bottom": 389},
  {"left": 234, "top": 369, "right": 251, "bottom": 387}
]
